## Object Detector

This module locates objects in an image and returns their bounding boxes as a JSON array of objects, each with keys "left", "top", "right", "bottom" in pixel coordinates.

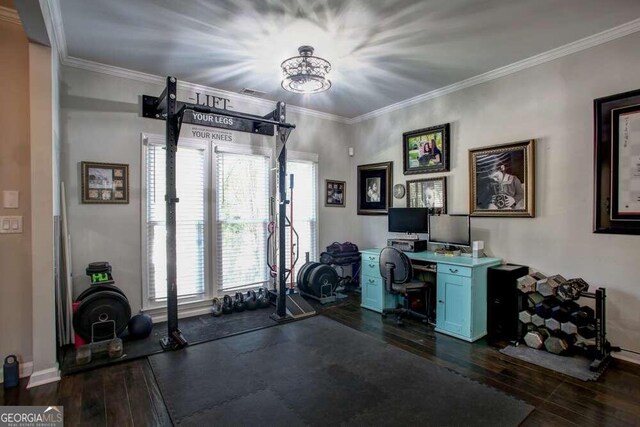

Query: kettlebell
[
  {"left": 211, "top": 297, "right": 223, "bottom": 317},
  {"left": 257, "top": 287, "right": 270, "bottom": 308},
  {"left": 245, "top": 290, "right": 258, "bottom": 310},
  {"left": 233, "top": 292, "right": 245, "bottom": 312},
  {"left": 222, "top": 295, "right": 234, "bottom": 314},
  {"left": 3, "top": 355, "right": 19, "bottom": 389}
]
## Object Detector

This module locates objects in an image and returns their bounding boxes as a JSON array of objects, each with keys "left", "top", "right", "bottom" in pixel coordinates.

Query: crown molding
[
  {"left": 0, "top": 6, "right": 21, "bottom": 26},
  {"left": 46, "top": 0, "right": 67, "bottom": 60},
  {"left": 42, "top": 0, "right": 640, "bottom": 126},
  {"left": 347, "top": 17, "right": 640, "bottom": 124},
  {"left": 61, "top": 56, "right": 350, "bottom": 123}
]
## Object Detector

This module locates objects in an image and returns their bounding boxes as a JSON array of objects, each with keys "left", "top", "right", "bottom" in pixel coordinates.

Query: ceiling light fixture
[{"left": 281, "top": 45, "right": 331, "bottom": 94}]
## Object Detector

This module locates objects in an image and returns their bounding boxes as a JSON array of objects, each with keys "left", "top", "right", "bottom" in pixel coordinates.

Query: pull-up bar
[{"left": 143, "top": 76, "right": 296, "bottom": 350}]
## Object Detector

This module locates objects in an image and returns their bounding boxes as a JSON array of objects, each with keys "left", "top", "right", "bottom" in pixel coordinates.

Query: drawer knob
[
  {"left": 369, "top": 263, "right": 375, "bottom": 268},
  {"left": 438, "top": 300, "right": 444, "bottom": 304},
  {"left": 368, "top": 279, "right": 375, "bottom": 283},
  {"left": 449, "top": 268, "right": 458, "bottom": 273},
  {"left": 368, "top": 256, "right": 375, "bottom": 260}
]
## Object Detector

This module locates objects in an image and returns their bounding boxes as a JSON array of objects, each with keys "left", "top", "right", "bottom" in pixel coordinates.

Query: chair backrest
[{"left": 379, "top": 246, "right": 412, "bottom": 285}]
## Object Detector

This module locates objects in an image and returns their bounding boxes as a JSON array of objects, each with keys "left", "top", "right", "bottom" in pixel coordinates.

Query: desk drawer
[
  {"left": 439, "top": 263, "right": 472, "bottom": 278},
  {"left": 361, "top": 259, "right": 380, "bottom": 277},
  {"left": 362, "top": 252, "right": 380, "bottom": 263}
]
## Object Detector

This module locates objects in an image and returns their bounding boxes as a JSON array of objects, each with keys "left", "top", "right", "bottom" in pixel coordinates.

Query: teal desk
[{"left": 360, "top": 248, "right": 501, "bottom": 342}]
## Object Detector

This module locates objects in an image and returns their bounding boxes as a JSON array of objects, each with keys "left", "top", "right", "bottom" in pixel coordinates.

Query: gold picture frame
[{"left": 81, "top": 161, "right": 129, "bottom": 204}]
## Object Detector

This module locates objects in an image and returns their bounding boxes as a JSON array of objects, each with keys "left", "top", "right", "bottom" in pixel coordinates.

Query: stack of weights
[
  {"left": 73, "top": 262, "right": 131, "bottom": 364},
  {"left": 517, "top": 272, "right": 594, "bottom": 356}
]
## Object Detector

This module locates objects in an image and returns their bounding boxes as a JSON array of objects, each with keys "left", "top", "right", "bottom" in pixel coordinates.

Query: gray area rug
[
  {"left": 500, "top": 344, "right": 601, "bottom": 381},
  {"left": 149, "top": 316, "right": 533, "bottom": 426}
]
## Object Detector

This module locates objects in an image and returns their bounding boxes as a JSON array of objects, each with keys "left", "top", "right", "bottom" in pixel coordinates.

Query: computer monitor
[
  {"left": 428, "top": 214, "right": 470, "bottom": 248},
  {"left": 388, "top": 208, "right": 429, "bottom": 234}
]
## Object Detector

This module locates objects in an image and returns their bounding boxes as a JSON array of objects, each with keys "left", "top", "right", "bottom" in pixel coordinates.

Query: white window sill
[{"left": 142, "top": 298, "right": 214, "bottom": 323}]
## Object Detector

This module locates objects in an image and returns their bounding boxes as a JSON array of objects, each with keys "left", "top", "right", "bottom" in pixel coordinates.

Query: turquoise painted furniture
[{"left": 360, "top": 249, "right": 501, "bottom": 342}]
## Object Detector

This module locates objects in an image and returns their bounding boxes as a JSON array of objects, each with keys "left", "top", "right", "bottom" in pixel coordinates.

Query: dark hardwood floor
[{"left": 2, "top": 295, "right": 640, "bottom": 426}]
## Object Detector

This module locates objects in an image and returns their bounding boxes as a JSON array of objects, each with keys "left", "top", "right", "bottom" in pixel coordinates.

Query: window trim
[
  {"left": 213, "top": 142, "right": 273, "bottom": 293},
  {"left": 286, "top": 152, "right": 320, "bottom": 265},
  {"left": 141, "top": 133, "right": 211, "bottom": 310},
  {"left": 141, "top": 133, "right": 319, "bottom": 310}
]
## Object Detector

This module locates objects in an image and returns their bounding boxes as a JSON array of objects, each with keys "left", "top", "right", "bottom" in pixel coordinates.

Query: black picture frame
[
  {"left": 406, "top": 177, "right": 447, "bottom": 214},
  {"left": 469, "top": 140, "right": 535, "bottom": 218},
  {"left": 403, "top": 123, "right": 450, "bottom": 175},
  {"left": 325, "top": 179, "right": 346, "bottom": 207},
  {"left": 594, "top": 88, "right": 640, "bottom": 234},
  {"left": 357, "top": 162, "right": 393, "bottom": 215}
]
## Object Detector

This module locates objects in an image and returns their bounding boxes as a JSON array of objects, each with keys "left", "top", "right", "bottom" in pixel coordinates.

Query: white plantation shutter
[
  {"left": 145, "top": 141, "right": 206, "bottom": 301},
  {"left": 286, "top": 160, "right": 318, "bottom": 278},
  {"left": 216, "top": 151, "right": 270, "bottom": 291}
]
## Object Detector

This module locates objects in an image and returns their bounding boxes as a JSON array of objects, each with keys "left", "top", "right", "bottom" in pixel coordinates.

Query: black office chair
[{"left": 380, "top": 246, "right": 433, "bottom": 326}]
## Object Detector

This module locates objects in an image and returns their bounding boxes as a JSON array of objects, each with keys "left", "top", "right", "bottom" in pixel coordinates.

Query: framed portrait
[
  {"left": 469, "top": 140, "right": 535, "bottom": 217},
  {"left": 406, "top": 177, "right": 447, "bottom": 213},
  {"left": 594, "top": 88, "right": 640, "bottom": 234},
  {"left": 325, "top": 179, "right": 346, "bottom": 207},
  {"left": 357, "top": 162, "right": 393, "bottom": 215},
  {"left": 81, "top": 161, "right": 129, "bottom": 204},
  {"left": 403, "top": 123, "right": 450, "bottom": 175}
]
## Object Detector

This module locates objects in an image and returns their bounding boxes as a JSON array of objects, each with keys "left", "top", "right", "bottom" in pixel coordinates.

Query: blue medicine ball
[{"left": 128, "top": 314, "right": 153, "bottom": 339}]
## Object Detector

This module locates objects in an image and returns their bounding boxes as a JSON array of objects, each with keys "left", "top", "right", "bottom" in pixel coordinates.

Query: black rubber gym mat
[
  {"left": 149, "top": 316, "right": 534, "bottom": 426},
  {"left": 60, "top": 306, "right": 280, "bottom": 375}
]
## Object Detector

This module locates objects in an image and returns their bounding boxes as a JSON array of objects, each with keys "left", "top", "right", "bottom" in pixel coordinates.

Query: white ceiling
[{"left": 57, "top": 0, "right": 640, "bottom": 119}]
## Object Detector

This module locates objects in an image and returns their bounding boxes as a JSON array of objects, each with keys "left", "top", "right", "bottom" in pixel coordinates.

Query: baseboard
[
  {"left": 613, "top": 351, "right": 640, "bottom": 366},
  {"left": 0, "top": 361, "right": 33, "bottom": 384},
  {"left": 146, "top": 305, "right": 212, "bottom": 323},
  {"left": 26, "top": 365, "right": 61, "bottom": 389}
]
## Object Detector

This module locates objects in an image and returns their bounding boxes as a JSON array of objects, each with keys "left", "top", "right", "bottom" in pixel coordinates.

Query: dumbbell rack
[{"left": 581, "top": 287, "right": 611, "bottom": 372}]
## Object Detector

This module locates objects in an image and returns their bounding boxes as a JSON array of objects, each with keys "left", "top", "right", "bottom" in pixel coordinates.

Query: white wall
[
  {"left": 350, "top": 31, "right": 640, "bottom": 359},
  {"left": 60, "top": 67, "right": 352, "bottom": 314}
]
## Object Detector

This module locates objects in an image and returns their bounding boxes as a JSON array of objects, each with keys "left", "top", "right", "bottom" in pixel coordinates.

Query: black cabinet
[{"left": 487, "top": 263, "right": 529, "bottom": 344}]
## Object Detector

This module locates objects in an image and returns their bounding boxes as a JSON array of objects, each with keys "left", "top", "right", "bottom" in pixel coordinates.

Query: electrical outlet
[{"left": 0, "top": 216, "right": 22, "bottom": 234}]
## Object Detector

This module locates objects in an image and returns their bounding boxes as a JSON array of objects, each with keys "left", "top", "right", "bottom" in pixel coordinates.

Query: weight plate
[
  {"left": 308, "top": 264, "right": 339, "bottom": 298},
  {"left": 298, "top": 262, "right": 321, "bottom": 293},
  {"left": 73, "top": 291, "right": 131, "bottom": 342},
  {"left": 75, "top": 283, "right": 128, "bottom": 303}
]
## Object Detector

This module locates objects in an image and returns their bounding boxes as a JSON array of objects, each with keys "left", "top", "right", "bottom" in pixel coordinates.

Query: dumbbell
[
  {"left": 560, "top": 321, "right": 578, "bottom": 335},
  {"left": 518, "top": 310, "right": 534, "bottom": 324},
  {"left": 545, "top": 335, "right": 570, "bottom": 355},
  {"left": 534, "top": 298, "right": 559, "bottom": 319},
  {"left": 527, "top": 292, "right": 545, "bottom": 309},
  {"left": 222, "top": 295, "right": 234, "bottom": 314},
  {"left": 544, "top": 317, "right": 561, "bottom": 332},
  {"left": 537, "top": 275, "right": 565, "bottom": 297},
  {"left": 556, "top": 278, "right": 590, "bottom": 302},
  {"left": 524, "top": 328, "right": 551, "bottom": 349},
  {"left": 550, "top": 300, "right": 579, "bottom": 323},
  {"left": 570, "top": 306, "right": 595, "bottom": 327},
  {"left": 578, "top": 323, "right": 597, "bottom": 339},
  {"left": 517, "top": 275, "right": 537, "bottom": 293},
  {"left": 531, "top": 314, "right": 545, "bottom": 327}
]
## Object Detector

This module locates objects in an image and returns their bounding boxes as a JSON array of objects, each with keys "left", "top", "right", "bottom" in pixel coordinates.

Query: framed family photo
[
  {"left": 403, "top": 123, "right": 450, "bottom": 175},
  {"left": 325, "top": 180, "right": 346, "bottom": 207},
  {"left": 357, "top": 162, "right": 393, "bottom": 215},
  {"left": 469, "top": 140, "right": 535, "bottom": 217},
  {"left": 406, "top": 177, "right": 447, "bottom": 213},
  {"left": 81, "top": 161, "right": 129, "bottom": 204},
  {"left": 594, "top": 88, "right": 640, "bottom": 234}
]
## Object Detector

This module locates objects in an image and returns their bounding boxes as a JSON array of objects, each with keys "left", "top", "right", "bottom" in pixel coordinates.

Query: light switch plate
[
  {"left": 3, "top": 191, "right": 19, "bottom": 209},
  {"left": 0, "top": 216, "right": 22, "bottom": 234}
]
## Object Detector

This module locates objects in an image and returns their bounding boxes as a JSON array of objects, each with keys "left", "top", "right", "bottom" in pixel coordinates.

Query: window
[
  {"left": 215, "top": 151, "right": 271, "bottom": 291},
  {"left": 286, "top": 160, "right": 318, "bottom": 280},
  {"left": 142, "top": 134, "right": 318, "bottom": 309},
  {"left": 144, "top": 137, "right": 207, "bottom": 304}
]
